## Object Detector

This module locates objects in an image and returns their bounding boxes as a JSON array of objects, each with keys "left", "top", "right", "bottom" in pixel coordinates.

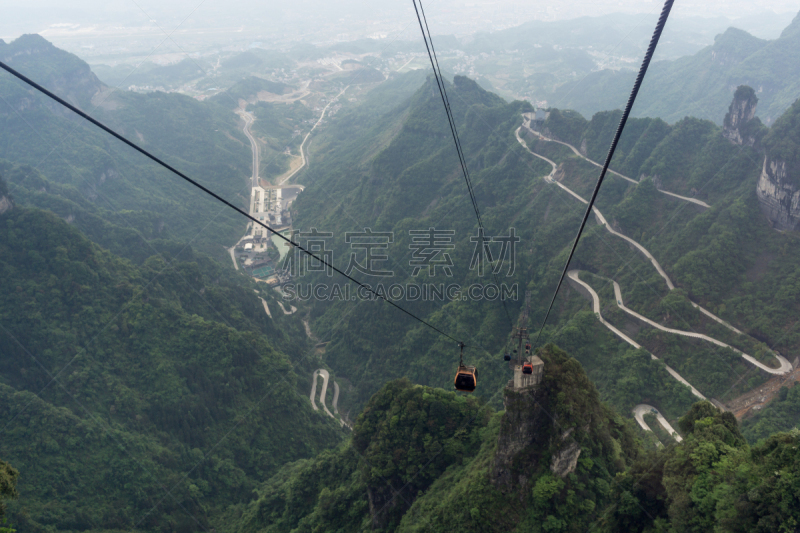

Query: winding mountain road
[
  {"left": 515, "top": 121, "right": 790, "bottom": 375},
  {"left": 633, "top": 404, "right": 683, "bottom": 444},
  {"left": 567, "top": 270, "right": 707, "bottom": 400},
  {"left": 310, "top": 369, "right": 335, "bottom": 418},
  {"left": 236, "top": 109, "right": 259, "bottom": 190},
  {"left": 521, "top": 114, "right": 711, "bottom": 208},
  {"left": 277, "top": 85, "right": 350, "bottom": 186},
  {"left": 612, "top": 280, "right": 792, "bottom": 374},
  {"left": 310, "top": 368, "right": 348, "bottom": 427},
  {"left": 277, "top": 301, "right": 297, "bottom": 315},
  {"left": 258, "top": 296, "right": 272, "bottom": 319}
]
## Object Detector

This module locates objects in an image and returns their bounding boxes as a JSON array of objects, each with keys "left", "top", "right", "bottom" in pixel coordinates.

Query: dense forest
[
  {"left": 0, "top": 35, "right": 252, "bottom": 260},
  {"left": 0, "top": 172, "right": 345, "bottom": 531},
  {"left": 232, "top": 346, "right": 800, "bottom": 532},
  {"left": 284, "top": 70, "right": 800, "bottom": 422}
]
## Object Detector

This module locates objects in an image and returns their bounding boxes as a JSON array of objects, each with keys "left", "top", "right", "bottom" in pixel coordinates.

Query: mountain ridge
[{"left": 550, "top": 10, "right": 800, "bottom": 125}]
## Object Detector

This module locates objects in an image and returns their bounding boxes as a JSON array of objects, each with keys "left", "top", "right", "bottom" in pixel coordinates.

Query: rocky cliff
[
  {"left": 756, "top": 157, "right": 800, "bottom": 230},
  {"left": 757, "top": 96, "right": 800, "bottom": 230},
  {"left": 490, "top": 345, "right": 638, "bottom": 497},
  {"left": 722, "top": 85, "right": 759, "bottom": 146},
  {"left": 0, "top": 175, "right": 10, "bottom": 214}
]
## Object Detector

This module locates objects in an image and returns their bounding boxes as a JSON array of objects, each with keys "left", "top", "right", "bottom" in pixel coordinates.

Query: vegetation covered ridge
[
  {"left": 231, "top": 345, "right": 800, "bottom": 532},
  {"left": 0, "top": 188, "right": 344, "bottom": 532}
]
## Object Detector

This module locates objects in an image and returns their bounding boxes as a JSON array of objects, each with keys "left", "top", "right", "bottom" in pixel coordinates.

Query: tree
[{"left": 0, "top": 459, "right": 18, "bottom": 533}]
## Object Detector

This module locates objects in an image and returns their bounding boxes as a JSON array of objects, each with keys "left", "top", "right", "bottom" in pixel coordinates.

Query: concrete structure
[{"left": 509, "top": 355, "right": 544, "bottom": 390}]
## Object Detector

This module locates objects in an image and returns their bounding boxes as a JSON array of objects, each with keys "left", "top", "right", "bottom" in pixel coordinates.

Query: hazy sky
[{"left": 1, "top": 0, "right": 797, "bottom": 62}]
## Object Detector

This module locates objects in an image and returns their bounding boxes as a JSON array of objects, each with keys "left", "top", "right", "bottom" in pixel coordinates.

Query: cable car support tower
[{"left": 507, "top": 292, "right": 543, "bottom": 390}]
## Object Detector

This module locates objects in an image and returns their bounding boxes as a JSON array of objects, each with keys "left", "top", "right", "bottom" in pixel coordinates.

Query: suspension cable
[
  {"left": 532, "top": 0, "right": 675, "bottom": 348},
  {"left": 0, "top": 59, "right": 462, "bottom": 345},
  {"left": 412, "top": 0, "right": 515, "bottom": 329}
]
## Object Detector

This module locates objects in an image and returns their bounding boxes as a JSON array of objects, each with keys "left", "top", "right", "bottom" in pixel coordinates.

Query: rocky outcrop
[
  {"left": 491, "top": 387, "right": 553, "bottom": 495},
  {"left": 756, "top": 156, "right": 800, "bottom": 231},
  {"left": 491, "top": 346, "right": 638, "bottom": 504},
  {"left": 723, "top": 85, "right": 759, "bottom": 146},
  {"left": 0, "top": 176, "right": 10, "bottom": 214},
  {"left": 0, "top": 195, "right": 11, "bottom": 214},
  {"left": 490, "top": 381, "right": 590, "bottom": 497},
  {"left": 758, "top": 95, "right": 800, "bottom": 231},
  {"left": 550, "top": 439, "right": 581, "bottom": 477}
]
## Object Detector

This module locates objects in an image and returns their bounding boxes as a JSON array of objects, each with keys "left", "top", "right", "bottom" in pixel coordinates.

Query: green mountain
[
  {"left": 278, "top": 71, "right": 800, "bottom": 429},
  {"left": 231, "top": 347, "right": 800, "bottom": 532},
  {"left": 552, "top": 11, "right": 800, "bottom": 125},
  {"left": 4, "top": 33, "right": 800, "bottom": 533},
  {"left": 0, "top": 34, "right": 252, "bottom": 260},
  {"left": 0, "top": 171, "right": 344, "bottom": 531}
]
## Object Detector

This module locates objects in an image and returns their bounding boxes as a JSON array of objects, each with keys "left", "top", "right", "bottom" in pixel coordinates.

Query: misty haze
[{"left": 1, "top": 1, "right": 800, "bottom": 532}]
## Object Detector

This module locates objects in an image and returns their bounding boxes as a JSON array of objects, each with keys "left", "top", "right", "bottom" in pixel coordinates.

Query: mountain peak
[
  {"left": 723, "top": 85, "right": 759, "bottom": 146},
  {"left": 779, "top": 9, "right": 800, "bottom": 40},
  {"left": 710, "top": 27, "right": 767, "bottom": 66},
  {"left": 0, "top": 34, "right": 103, "bottom": 108},
  {"left": 7, "top": 33, "right": 54, "bottom": 49}
]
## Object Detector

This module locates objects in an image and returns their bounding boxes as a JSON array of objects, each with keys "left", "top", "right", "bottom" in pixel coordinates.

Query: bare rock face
[
  {"left": 490, "top": 384, "right": 585, "bottom": 499},
  {"left": 550, "top": 439, "right": 581, "bottom": 477},
  {"left": 491, "top": 387, "right": 551, "bottom": 495},
  {"left": 756, "top": 157, "right": 800, "bottom": 231},
  {"left": 0, "top": 195, "right": 11, "bottom": 214},
  {"left": 723, "top": 85, "right": 758, "bottom": 146},
  {"left": 758, "top": 95, "right": 800, "bottom": 231}
]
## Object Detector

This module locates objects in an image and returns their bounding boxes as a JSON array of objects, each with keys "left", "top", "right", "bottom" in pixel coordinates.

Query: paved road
[
  {"left": 310, "top": 369, "right": 335, "bottom": 418},
  {"left": 633, "top": 404, "right": 683, "bottom": 443},
  {"left": 237, "top": 109, "right": 259, "bottom": 190},
  {"left": 278, "top": 85, "right": 350, "bottom": 186},
  {"left": 332, "top": 381, "right": 340, "bottom": 415},
  {"left": 516, "top": 124, "right": 790, "bottom": 374},
  {"left": 228, "top": 247, "right": 239, "bottom": 270},
  {"left": 568, "top": 270, "right": 707, "bottom": 400},
  {"left": 612, "top": 281, "right": 792, "bottom": 374},
  {"left": 517, "top": 126, "right": 676, "bottom": 287},
  {"left": 258, "top": 296, "right": 272, "bottom": 318},
  {"left": 395, "top": 57, "right": 417, "bottom": 72},
  {"left": 310, "top": 369, "right": 347, "bottom": 427},
  {"left": 521, "top": 115, "right": 711, "bottom": 208},
  {"left": 277, "top": 301, "right": 297, "bottom": 315}
]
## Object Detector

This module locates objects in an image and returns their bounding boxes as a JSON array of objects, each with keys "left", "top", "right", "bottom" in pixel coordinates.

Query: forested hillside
[
  {"left": 2, "top": 27, "right": 800, "bottom": 533},
  {"left": 283, "top": 71, "right": 800, "bottom": 429},
  {"left": 231, "top": 347, "right": 800, "bottom": 532},
  {"left": 0, "top": 34, "right": 252, "bottom": 259},
  {"left": 0, "top": 172, "right": 344, "bottom": 531}
]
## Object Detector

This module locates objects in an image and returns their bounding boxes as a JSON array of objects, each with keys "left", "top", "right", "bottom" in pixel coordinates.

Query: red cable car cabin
[
  {"left": 522, "top": 362, "right": 533, "bottom": 374},
  {"left": 454, "top": 365, "right": 478, "bottom": 392}
]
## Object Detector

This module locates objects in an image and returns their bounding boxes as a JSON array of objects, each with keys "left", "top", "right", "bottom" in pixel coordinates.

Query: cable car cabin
[
  {"left": 454, "top": 365, "right": 478, "bottom": 392},
  {"left": 525, "top": 343, "right": 531, "bottom": 351},
  {"left": 503, "top": 353, "right": 511, "bottom": 361},
  {"left": 522, "top": 362, "right": 533, "bottom": 375}
]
